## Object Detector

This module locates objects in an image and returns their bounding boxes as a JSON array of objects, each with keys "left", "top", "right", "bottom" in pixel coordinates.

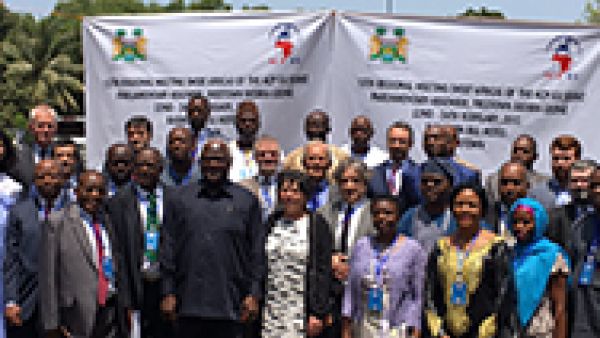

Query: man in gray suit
[
  {"left": 40, "top": 171, "right": 125, "bottom": 338},
  {"left": 4, "top": 160, "right": 66, "bottom": 338},
  {"left": 320, "top": 158, "right": 374, "bottom": 338}
]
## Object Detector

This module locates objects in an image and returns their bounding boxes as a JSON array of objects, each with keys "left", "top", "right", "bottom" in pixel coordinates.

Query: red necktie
[
  {"left": 387, "top": 167, "right": 398, "bottom": 195},
  {"left": 93, "top": 221, "right": 108, "bottom": 306}
]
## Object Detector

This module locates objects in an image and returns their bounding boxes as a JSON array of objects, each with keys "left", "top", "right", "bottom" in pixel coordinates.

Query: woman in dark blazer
[{"left": 261, "top": 169, "right": 332, "bottom": 338}]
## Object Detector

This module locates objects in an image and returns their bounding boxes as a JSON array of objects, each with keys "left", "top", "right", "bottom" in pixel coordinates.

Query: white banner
[
  {"left": 85, "top": 12, "right": 600, "bottom": 175},
  {"left": 333, "top": 13, "right": 600, "bottom": 175},
  {"left": 84, "top": 12, "right": 334, "bottom": 169}
]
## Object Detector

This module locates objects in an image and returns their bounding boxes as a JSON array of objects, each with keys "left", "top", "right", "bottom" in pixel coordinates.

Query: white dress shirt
[{"left": 342, "top": 143, "right": 388, "bottom": 168}]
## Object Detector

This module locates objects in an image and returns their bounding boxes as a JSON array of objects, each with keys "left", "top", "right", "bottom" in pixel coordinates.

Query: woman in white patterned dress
[{"left": 261, "top": 170, "right": 332, "bottom": 338}]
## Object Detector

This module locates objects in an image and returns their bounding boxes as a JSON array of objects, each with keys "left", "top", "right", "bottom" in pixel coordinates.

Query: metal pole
[{"left": 386, "top": 0, "right": 393, "bottom": 13}]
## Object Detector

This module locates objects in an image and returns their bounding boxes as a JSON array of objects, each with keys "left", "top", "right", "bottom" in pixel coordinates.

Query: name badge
[
  {"left": 580, "top": 261, "right": 595, "bottom": 286},
  {"left": 451, "top": 281, "right": 467, "bottom": 306},
  {"left": 367, "top": 287, "right": 383, "bottom": 312},
  {"left": 102, "top": 256, "right": 114, "bottom": 281},
  {"left": 145, "top": 231, "right": 159, "bottom": 251}
]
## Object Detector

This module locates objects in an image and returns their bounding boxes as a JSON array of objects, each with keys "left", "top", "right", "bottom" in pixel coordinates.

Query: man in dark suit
[
  {"left": 436, "top": 125, "right": 481, "bottom": 186},
  {"left": 52, "top": 140, "right": 81, "bottom": 202},
  {"left": 161, "top": 128, "right": 199, "bottom": 186},
  {"left": 4, "top": 160, "right": 65, "bottom": 338},
  {"left": 485, "top": 135, "right": 549, "bottom": 203},
  {"left": 529, "top": 135, "right": 582, "bottom": 208},
  {"left": 160, "top": 139, "right": 264, "bottom": 338},
  {"left": 104, "top": 144, "right": 134, "bottom": 197},
  {"left": 108, "top": 147, "right": 170, "bottom": 338},
  {"left": 485, "top": 161, "right": 529, "bottom": 237},
  {"left": 239, "top": 136, "right": 281, "bottom": 220},
  {"left": 125, "top": 116, "right": 153, "bottom": 155},
  {"left": 40, "top": 171, "right": 126, "bottom": 338},
  {"left": 368, "top": 121, "right": 420, "bottom": 214},
  {"left": 561, "top": 166, "right": 600, "bottom": 338},
  {"left": 10, "top": 105, "right": 58, "bottom": 191}
]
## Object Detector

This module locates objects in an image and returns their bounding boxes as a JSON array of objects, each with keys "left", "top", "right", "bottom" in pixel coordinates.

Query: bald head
[
  {"left": 350, "top": 115, "right": 374, "bottom": 150},
  {"left": 34, "top": 159, "right": 62, "bottom": 200},
  {"left": 200, "top": 139, "right": 231, "bottom": 185},
  {"left": 499, "top": 161, "right": 529, "bottom": 206},
  {"left": 303, "top": 141, "right": 331, "bottom": 182},
  {"left": 305, "top": 110, "right": 331, "bottom": 142},
  {"left": 76, "top": 170, "right": 106, "bottom": 216},
  {"left": 167, "top": 127, "right": 194, "bottom": 162},
  {"left": 423, "top": 125, "right": 446, "bottom": 158}
]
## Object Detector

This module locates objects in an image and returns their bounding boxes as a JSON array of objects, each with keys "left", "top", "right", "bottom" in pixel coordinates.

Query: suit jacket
[
  {"left": 4, "top": 198, "right": 49, "bottom": 321},
  {"left": 368, "top": 159, "right": 420, "bottom": 215},
  {"left": 8, "top": 143, "right": 37, "bottom": 193},
  {"left": 39, "top": 203, "right": 126, "bottom": 337},
  {"left": 319, "top": 199, "right": 375, "bottom": 254},
  {"left": 106, "top": 184, "right": 171, "bottom": 310},
  {"left": 283, "top": 144, "right": 349, "bottom": 181},
  {"left": 485, "top": 169, "right": 549, "bottom": 204}
]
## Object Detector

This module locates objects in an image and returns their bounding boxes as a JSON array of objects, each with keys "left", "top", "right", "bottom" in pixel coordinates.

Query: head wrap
[{"left": 508, "top": 197, "right": 570, "bottom": 327}]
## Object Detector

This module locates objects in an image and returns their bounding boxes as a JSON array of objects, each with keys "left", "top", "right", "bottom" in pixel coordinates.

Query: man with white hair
[{"left": 10, "top": 105, "right": 58, "bottom": 191}]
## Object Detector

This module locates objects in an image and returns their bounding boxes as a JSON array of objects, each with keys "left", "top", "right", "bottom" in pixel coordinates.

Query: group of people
[{"left": 0, "top": 96, "right": 598, "bottom": 338}]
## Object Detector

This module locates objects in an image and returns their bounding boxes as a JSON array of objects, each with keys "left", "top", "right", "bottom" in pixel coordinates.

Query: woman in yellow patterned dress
[{"left": 423, "top": 183, "right": 513, "bottom": 338}]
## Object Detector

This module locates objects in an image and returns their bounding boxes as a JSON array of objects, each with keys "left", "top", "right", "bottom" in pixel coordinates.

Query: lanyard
[
  {"left": 372, "top": 235, "right": 401, "bottom": 285},
  {"left": 454, "top": 231, "right": 481, "bottom": 277},
  {"left": 586, "top": 216, "right": 600, "bottom": 261},
  {"left": 168, "top": 165, "right": 192, "bottom": 185}
]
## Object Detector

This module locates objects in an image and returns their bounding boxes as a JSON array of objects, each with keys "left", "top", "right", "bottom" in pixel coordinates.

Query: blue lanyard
[
  {"left": 373, "top": 235, "right": 401, "bottom": 285},
  {"left": 587, "top": 216, "right": 600, "bottom": 259}
]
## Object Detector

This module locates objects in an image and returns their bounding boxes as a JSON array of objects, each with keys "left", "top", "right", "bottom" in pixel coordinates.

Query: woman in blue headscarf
[{"left": 508, "top": 198, "right": 569, "bottom": 338}]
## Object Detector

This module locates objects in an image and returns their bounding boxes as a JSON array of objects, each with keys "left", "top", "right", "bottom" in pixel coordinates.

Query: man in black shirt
[{"left": 160, "top": 139, "right": 264, "bottom": 338}]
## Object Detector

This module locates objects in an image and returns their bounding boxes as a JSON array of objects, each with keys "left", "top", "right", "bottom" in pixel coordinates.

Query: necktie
[
  {"left": 340, "top": 205, "right": 353, "bottom": 254},
  {"left": 93, "top": 220, "right": 108, "bottom": 306},
  {"left": 44, "top": 201, "right": 52, "bottom": 222},
  {"left": 388, "top": 166, "right": 398, "bottom": 195},
  {"left": 146, "top": 193, "right": 158, "bottom": 263}
]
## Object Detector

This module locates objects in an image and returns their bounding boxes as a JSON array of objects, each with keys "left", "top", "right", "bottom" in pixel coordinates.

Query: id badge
[
  {"left": 367, "top": 287, "right": 383, "bottom": 312},
  {"left": 579, "top": 261, "right": 595, "bottom": 286},
  {"left": 102, "top": 256, "right": 114, "bottom": 281},
  {"left": 145, "top": 231, "right": 159, "bottom": 251},
  {"left": 451, "top": 281, "right": 467, "bottom": 305}
]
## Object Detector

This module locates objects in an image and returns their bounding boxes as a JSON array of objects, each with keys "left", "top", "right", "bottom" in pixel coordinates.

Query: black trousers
[
  {"left": 178, "top": 318, "right": 243, "bottom": 338},
  {"left": 90, "top": 296, "right": 120, "bottom": 338},
  {"left": 6, "top": 307, "right": 41, "bottom": 338},
  {"left": 141, "top": 279, "right": 172, "bottom": 338}
]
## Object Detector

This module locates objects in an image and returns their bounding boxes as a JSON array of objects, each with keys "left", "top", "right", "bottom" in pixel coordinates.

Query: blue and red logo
[
  {"left": 543, "top": 35, "right": 582, "bottom": 80},
  {"left": 269, "top": 23, "right": 300, "bottom": 64}
]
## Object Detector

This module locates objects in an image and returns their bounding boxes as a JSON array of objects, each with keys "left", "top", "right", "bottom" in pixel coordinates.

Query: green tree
[
  {"left": 188, "top": 0, "right": 232, "bottom": 11},
  {"left": 0, "top": 14, "right": 83, "bottom": 129},
  {"left": 585, "top": 0, "right": 600, "bottom": 23},
  {"left": 459, "top": 6, "right": 505, "bottom": 19},
  {"left": 242, "top": 4, "right": 270, "bottom": 10}
]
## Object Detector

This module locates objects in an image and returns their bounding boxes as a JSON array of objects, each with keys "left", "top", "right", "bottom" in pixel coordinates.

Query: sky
[{"left": 2, "top": 0, "right": 593, "bottom": 23}]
